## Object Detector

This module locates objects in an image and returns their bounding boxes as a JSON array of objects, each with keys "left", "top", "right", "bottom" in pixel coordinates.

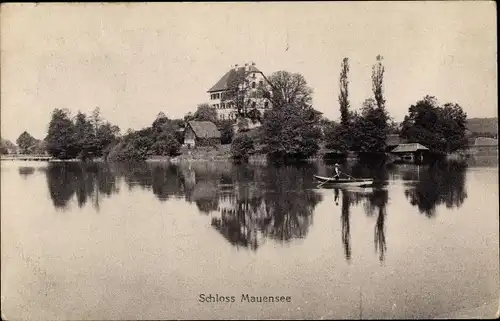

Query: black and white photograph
[{"left": 1, "top": 2, "right": 498, "bottom": 319}]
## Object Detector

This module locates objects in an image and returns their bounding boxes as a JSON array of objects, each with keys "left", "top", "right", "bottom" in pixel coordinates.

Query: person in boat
[{"left": 333, "top": 163, "right": 342, "bottom": 180}]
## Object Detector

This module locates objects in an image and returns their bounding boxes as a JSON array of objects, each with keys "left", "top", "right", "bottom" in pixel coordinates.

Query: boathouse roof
[{"left": 391, "top": 143, "right": 429, "bottom": 153}]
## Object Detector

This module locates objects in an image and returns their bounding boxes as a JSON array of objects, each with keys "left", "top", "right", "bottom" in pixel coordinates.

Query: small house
[
  {"left": 184, "top": 121, "right": 221, "bottom": 148},
  {"left": 390, "top": 143, "right": 430, "bottom": 162}
]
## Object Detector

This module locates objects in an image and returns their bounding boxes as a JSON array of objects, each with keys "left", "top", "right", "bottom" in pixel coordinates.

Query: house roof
[
  {"left": 208, "top": 64, "right": 263, "bottom": 93},
  {"left": 187, "top": 121, "right": 221, "bottom": 139},
  {"left": 391, "top": 143, "right": 429, "bottom": 153},
  {"left": 474, "top": 137, "right": 498, "bottom": 146}
]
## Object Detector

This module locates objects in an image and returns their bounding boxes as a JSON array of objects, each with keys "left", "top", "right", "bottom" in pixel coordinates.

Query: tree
[
  {"left": 237, "top": 117, "right": 250, "bottom": 133},
  {"left": 400, "top": 96, "right": 468, "bottom": 154},
  {"left": 152, "top": 132, "right": 180, "bottom": 156},
  {"left": 440, "top": 103, "right": 468, "bottom": 152},
  {"left": 16, "top": 131, "right": 37, "bottom": 154},
  {"left": 73, "top": 111, "right": 96, "bottom": 159},
  {"left": 193, "top": 103, "right": 218, "bottom": 123},
  {"left": 91, "top": 107, "right": 103, "bottom": 133},
  {"left": 262, "top": 104, "right": 322, "bottom": 160},
  {"left": 29, "top": 139, "right": 47, "bottom": 154},
  {"left": 0, "top": 139, "right": 15, "bottom": 154},
  {"left": 260, "top": 71, "right": 321, "bottom": 160},
  {"left": 246, "top": 108, "right": 262, "bottom": 124},
  {"left": 45, "top": 109, "right": 78, "bottom": 159},
  {"left": 96, "top": 122, "right": 120, "bottom": 157},
  {"left": 223, "top": 68, "right": 250, "bottom": 117},
  {"left": 152, "top": 112, "right": 169, "bottom": 131},
  {"left": 339, "top": 58, "right": 350, "bottom": 125},
  {"left": 356, "top": 98, "right": 390, "bottom": 153},
  {"left": 372, "top": 55, "right": 386, "bottom": 110},
  {"left": 231, "top": 134, "right": 255, "bottom": 161},
  {"left": 218, "top": 120, "right": 235, "bottom": 144},
  {"left": 221, "top": 67, "right": 269, "bottom": 123},
  {"left": 184, "top": 112, "right": 194, "bottom": 123},
  {"left": 264, "top": 71, "right": 313, "bottom": 109}
]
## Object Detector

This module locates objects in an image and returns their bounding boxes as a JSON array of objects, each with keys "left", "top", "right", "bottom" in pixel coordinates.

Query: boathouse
[
  {"left": 184, "top": 121, "right": 221, "bottom": 148},
  {"left": 390, "top": 143, "right": 430, "bottom": 162}
]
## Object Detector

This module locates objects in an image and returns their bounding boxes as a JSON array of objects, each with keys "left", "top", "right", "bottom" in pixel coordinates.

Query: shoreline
[{"left": 2, "top": 148, "right": 496, "bottom": 164}]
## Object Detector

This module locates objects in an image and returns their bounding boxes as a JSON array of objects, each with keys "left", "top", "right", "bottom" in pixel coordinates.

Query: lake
[{"left": 1, "top": 157, "right": 498, "bottom": 319}]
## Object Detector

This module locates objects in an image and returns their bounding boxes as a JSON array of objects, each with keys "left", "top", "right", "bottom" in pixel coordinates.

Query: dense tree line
[
  {"left": 324, "top": 56, "right": 391, "bottom": 155},
  {"left": 322, "top": 55, "right": 468, "bottom": 156},
  {"left": 0, "top": 138, "right": 16, "bottom": 154},
  {"left": 45, "top": 108, "right": 120, "bottom": 160},
  {"left": 400, "top": 96, "right": 468, "bottom": 154},
  {"left": 14, "top": 131, "right": 46, "bottom": 154},
  {"left": 32, "top": 58, "right": 469, "bottom": 162},
  {"left": 108, "top": 112, "right": 182, "bottom": 162}
]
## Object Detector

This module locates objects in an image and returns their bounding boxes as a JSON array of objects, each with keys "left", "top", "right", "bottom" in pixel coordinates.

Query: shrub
[{"left": 231, "top": 134, "right": 255, "bottom": 161}]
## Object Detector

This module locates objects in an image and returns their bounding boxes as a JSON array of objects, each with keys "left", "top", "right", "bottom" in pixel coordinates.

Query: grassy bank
[{"left": 147, "top": 145, "right": 232, "bottom": 162}]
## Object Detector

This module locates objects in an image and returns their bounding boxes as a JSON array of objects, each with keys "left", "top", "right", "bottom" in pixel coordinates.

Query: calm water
[{"left": 1, "top": 158, "right": 498, "bottom": 319}]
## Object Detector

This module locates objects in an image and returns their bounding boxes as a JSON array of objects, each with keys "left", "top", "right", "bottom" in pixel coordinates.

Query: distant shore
[{"left": 2, "top": 144, "right": 496, "bottom": 164}]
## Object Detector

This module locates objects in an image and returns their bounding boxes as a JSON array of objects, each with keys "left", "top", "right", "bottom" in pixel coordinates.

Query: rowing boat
[{"left": 313, "top": 175, "right": 373, "bottom": 186}]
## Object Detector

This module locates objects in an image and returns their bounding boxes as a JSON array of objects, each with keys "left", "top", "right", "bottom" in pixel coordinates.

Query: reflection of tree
[
  {"left": 339, "top": 189, "right": 351, "bottom": 262},
  {"left": 258, "top": 165, "right": 322, "bottom": 242},
  {"left": 18, "top": 167, "right": 35, "bottom": 178},
  {"left": 349, "top": 158, "right": 389, "bottom": 182},
  {"left": 114, "top": 162, "right": 184, "bottom": 202},
  {"left": 336, "top": 188, "right": 388, "bottom": 262},
  {"left": 211, "top": 164, "right": 322, "bottom": 250},
  {"left": 46, "top": 163, "right": 78, "bottom": 208},
  {"left": 368, "top": 190, "right": 388, "bottom": 262},
  {"left": 404, "top": 160, "right": 468, "bottom": 217},
  {"left": 45, "top": 162, "right": 119, "bottom": 210},
  {"left": 180, "top": 163, "right": 231, "bottom": 214},
  {"left": 211, "top": 204, "right": 259, "bottom": 250}
]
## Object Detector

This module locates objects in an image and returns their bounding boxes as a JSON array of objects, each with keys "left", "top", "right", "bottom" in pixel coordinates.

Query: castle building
[{"left": 207, "top": 62, "right": 272, "bottom": 121}]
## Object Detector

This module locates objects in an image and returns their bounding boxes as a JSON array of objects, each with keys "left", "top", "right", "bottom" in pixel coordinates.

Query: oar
[
  {"left": 340, "top": 171, "right": 356, "bottom": 180},
  {"left": 317, "top": 179, "right": 330, "bottom": 187}
]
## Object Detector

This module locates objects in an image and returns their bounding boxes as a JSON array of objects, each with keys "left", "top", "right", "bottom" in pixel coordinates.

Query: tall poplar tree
[{"left": 338, "top": 57, "right": 350, "bottom": 125}]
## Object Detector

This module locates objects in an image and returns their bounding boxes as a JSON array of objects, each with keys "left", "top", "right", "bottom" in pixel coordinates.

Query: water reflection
[
  {"left": 38, "top": 159, "right": 468, "bottom": 254},
  {"left": 211, "top": 165, "right": 323, "bottom": 250},
  {"left": 18, "top": 166, "right": 35, "bottom": 178},
  {"left": 45, "top": 162, "right": 119, "bottom": 210},
  {"left": 404, "top": 161, "right": 468, "bottom": 217},
  {"left": 332, "top": 186, "right": 388, "bottom": 263}
]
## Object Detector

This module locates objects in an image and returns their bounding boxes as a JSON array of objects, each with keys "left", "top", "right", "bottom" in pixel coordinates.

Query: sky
[{"left": 1, "top": 2, "right": 497, "bottom": 142}]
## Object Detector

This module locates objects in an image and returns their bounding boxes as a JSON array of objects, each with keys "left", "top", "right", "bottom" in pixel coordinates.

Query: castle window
[
  {"left": 252, "top": 82, "right": 256, "bottom": 89},
  {"left": 259, "top": 80, "right": 263, "bottom": 86},
  {"left": 252, "top": 101, "right": 256, "bottom": 108},
  {"left": 264, "top": 101, "right": 269, "bottom": 108}
]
